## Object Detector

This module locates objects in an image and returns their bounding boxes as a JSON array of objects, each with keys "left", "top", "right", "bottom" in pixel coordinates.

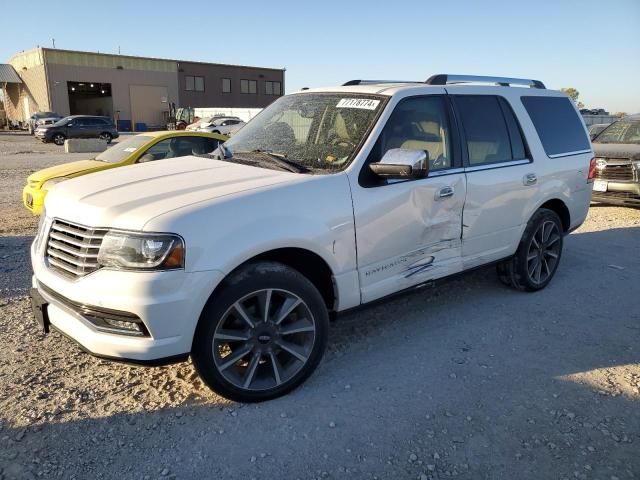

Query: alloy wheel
[
  {"left": 53, "top": 134, "right": 65, "bottom": 145},
  {"left": 212, "top": 288, "right": 316, "bottom": 391},
  {"left": 526, "top": 220, "right": 561, "bottom": 285}
]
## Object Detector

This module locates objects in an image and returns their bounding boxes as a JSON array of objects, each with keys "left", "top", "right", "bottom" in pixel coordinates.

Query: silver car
[{"left": 197, "top": 116, "right": 246, "bottom": 136}]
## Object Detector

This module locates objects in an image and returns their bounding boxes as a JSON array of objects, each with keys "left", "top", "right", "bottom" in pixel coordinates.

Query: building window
[
  {"left": 222, "top": 78, "right": 231, "bottom": 93},
  {"left": 185, "top": 76, "right": 204, "bottom": 92},
  {"left": 265, "top": 81, "right": 282, "bottom": 95},
  {"left": 241, "top": 79, "right": 257, "bottom": 94}
]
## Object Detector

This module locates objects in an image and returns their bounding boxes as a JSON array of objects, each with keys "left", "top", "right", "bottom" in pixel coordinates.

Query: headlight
[
  {"left": 34, "top": 207, "right": 48, "bottom": 251},
  {"left": 97, "top": 231, "right": 185, "bottom": 270},
  {"left": 42, "top": 177, "right": 68, "bottom": 189}
]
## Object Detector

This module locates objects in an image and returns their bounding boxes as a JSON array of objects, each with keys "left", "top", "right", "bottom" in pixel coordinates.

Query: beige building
[{"left": 2, "top": 48, "right": 284, "bottom": 131}]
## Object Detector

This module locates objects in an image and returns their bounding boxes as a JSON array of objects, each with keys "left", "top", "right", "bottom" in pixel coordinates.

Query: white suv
[{"left": 30, "top": 74, "right": 594, "bottom": 402}]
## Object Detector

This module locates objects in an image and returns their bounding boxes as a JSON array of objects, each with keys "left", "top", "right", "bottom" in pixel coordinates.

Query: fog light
[{"left": 103, "top": 318, "right": 142, "bottom": 333}]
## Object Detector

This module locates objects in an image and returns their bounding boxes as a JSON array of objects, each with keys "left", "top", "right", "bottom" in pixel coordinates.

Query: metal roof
[{"left": 0, "top": 64, "right": 22, "bottom": 83}]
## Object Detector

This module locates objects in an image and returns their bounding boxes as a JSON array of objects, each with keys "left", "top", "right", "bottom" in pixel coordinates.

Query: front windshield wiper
[{"left": 239, "top": 149, "right": 311, "bottom": 173}]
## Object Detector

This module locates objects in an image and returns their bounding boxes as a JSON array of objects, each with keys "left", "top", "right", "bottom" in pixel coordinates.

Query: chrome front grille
[
  {"left": 45, "top": 220, "right": 107, "bottom": 278},
  {"left": 595, "top": 161, "right": 634, "bottom": 181}
]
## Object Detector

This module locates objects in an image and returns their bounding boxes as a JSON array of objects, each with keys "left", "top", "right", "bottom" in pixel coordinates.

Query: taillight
[{"left": 587, "top": 157, "right": 596, "bottom": 183}]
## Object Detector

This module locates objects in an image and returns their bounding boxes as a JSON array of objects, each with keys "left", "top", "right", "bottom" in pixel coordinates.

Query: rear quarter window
[{"left": 521, "top": 96, "right": 590, "bottom": 157}]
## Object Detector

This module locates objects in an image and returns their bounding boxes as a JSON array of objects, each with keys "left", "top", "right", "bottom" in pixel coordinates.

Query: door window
[
  {"left": 138, "top": 137, "right": 219, "bottom": 162},
  {"left": 367, "top": 96, "right": 453, "bottom": 173}
]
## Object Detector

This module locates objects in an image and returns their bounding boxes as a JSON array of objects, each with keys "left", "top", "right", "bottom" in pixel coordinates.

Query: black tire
[
  {"left": 192, "top": 261, "right": 329, "bottom": 402},
  {"left": 496, "top": 208, "right": 564, "bottom": 292},
  {"left": 52, "top": 133, "right": 66, "bottom": 146},
  {"left": 99, "top": 132, "right": 113, "bottom": 144}
]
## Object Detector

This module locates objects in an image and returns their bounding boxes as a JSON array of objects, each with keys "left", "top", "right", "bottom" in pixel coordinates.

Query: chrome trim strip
[
  {"left": 428, "top": 167, "right": 465, "bottom": 177},
  {"left": 548, "top": 149, "right": 592, "bottom": 159},
  {"left": 464, "top": 159, "right": 531, "bottom": 172}
]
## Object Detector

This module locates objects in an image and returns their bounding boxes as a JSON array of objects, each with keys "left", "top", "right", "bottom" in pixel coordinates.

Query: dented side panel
[{"left": 350, "top": 174, "right": 466, "bottom": 303}]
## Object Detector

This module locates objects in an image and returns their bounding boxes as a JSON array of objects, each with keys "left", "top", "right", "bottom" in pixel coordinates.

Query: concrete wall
[
  {"left": 177, "top": 61, "right": 284, "bottom": 109},
  {"left": 6, "top": 49, "right": 51, "bottom": 121},
  {"left": 45, "top": 63, "right": 179, "bottom": 124}
]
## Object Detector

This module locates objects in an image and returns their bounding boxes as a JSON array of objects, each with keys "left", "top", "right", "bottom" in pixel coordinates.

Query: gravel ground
[{"left": 1, "top": 132, "right": 639, "bottom": 480}]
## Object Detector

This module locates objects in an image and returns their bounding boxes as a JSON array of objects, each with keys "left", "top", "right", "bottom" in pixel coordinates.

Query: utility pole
[{"left": 52, "top": 38, "right": 56, "bottom": 48}]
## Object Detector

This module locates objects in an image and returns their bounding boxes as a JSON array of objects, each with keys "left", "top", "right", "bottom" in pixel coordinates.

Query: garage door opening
[{"left": 68, "top": 81, "right": 114, "bottom": 118}]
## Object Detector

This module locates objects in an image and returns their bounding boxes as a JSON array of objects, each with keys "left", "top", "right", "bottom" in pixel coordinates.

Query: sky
[{"left": 3, "top": 0, "right": 639, "bottom": 113}]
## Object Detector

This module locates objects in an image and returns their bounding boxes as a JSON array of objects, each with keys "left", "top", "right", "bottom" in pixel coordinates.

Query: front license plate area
[
  {"left": 30, "top": 288, "right": 50, "bottom": 333},
  {"left": 593, "top": 180, "right": 608, "bottom": 192}
]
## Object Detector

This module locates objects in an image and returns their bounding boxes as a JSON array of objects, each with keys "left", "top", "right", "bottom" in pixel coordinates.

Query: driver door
[{"left": 350, "top": 94, "right": 467, "bottom": 303}]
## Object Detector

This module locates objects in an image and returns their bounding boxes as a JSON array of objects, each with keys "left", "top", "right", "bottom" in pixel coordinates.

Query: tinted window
[
  {"left": 139, "top": 137, "right": 219, "bottom": 162},
  {"left": 521, "top": 96, "right": 590, "bottom": 156},
  {"left": 454, "top": 95, "right": 514, "bottom": 166},
  {"left": 368, "top": 96, "right": 453, "bottom": 172},
  {"left": 498, "top": 97, "right": 527, "bottom": 160}
]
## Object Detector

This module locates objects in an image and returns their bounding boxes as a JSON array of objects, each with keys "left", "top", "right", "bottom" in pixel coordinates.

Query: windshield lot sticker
[
  {"left": 123, "top": 147, "right": 138, "bottom": 152},
  {"left": 337, "top": 98, "right": 380, "bottom": 110}
]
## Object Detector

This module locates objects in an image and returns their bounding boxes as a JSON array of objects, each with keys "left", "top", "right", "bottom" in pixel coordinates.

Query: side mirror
[
  {"left": 138, "top": 154, "right": 155, "bottom": 163},
  {"left": 66, "top": 123, "right": 73, "bottom": 128},
  {"left": 369, "top": 148, "right": 429, "bottom": 179}
]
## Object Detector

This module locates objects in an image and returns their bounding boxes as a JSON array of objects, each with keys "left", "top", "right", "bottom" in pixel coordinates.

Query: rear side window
[
  {"left": 521, "top": 96, "right": 590, "bottom": 157},
  {"left": 454, "top": 95, "right": 525, "bottom": 166}
]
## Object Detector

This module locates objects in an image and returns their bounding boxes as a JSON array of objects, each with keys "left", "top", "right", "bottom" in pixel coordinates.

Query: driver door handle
[{"left": 437, "top": 186, "right": 455, "bottom": 199}]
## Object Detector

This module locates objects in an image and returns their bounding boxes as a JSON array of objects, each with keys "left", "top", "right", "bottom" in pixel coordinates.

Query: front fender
[{"left": 145, "top": 173, "right": 358, "bottom": 277}]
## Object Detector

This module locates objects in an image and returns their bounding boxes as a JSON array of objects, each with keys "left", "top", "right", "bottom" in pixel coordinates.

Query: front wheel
[
  {"left": 52, "top": 133, "right": 66, "bottom": 146},
  {"left": 192, "top": 262, "right": 329, "bottom": 402},
  {"left": 497, "top": 208, "right": 563, "bottom": 291}
]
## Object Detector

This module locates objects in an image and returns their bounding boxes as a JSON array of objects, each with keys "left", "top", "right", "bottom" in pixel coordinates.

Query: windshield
[
  {"left": 224, "top": 93, "right": 386, "bottom": 172},
  {"left": 52, "top": 117, "right": 70, "bottom": 127},
  {"left": 594, "top": 119, "right": 640, "bottom": 144},
  {"left": 95, "top": 135, "right": 153, "bottom": 163}
]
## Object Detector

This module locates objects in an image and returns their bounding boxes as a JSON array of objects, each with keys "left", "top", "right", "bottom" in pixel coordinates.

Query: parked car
[
  {"left": 23, "top": 131, "right": 227, "bottom": 214},
  {"left": 185, "top": 116, "right": 212, "bottom": 131},
  {"left": 30, "top": 74, "right": 593, "bottom": 402},
  {"left": 588, "top": 123, "right": 610, "bottom": 140},
  {"left": 35, "top": 115, "right": 119, "bottom": 145},
  {"left": 28, "top": 111, "right": 62, "bottom": 134},
  {"left": 591, "top": 114, "right": 640, "bottom": 206},
  {"left": 198, "top": 116, "right": 246, "bottom": 136}
]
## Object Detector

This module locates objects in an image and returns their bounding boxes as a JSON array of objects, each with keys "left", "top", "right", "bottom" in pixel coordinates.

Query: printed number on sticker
[{"left": 336, "top": 98, "right": 380, "bottom": 110}]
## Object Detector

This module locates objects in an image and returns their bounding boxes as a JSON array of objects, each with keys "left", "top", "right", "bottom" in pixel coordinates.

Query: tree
[
  {"left": 614, "top": 112, "right": 627, "bottom": 118},
  {"left": 561, "top": 87, "right": 580, "bottom": 103}
]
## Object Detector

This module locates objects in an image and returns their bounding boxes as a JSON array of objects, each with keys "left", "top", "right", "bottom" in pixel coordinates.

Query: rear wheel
[
  {"left": 99, "top": 132, "right": 113, "bottom": 144},
  {"left": 497, "top": 208, "right": 563, "bottom": 291},
  {"left": 192, "top": 262, "right": 329, "bottom": 402},
  {"left": 52, "top": 133, "right": 66, "bottom": 146}
]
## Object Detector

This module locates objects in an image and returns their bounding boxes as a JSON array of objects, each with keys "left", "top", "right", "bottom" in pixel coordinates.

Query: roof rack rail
[
  {"left": 425, "top": 74, "right": 546, "bottom": 89},
  {"left": 342, "top": 79, "right": 421, "bottom": 86}
]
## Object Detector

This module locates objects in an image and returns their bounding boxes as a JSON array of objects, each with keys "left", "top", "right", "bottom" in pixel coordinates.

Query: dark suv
[
  {"left": 35, "top": 115, "right": 119, "bottom": 146},
  {"left": 591, "top": 114, "right": 640, "bottom": 206}
]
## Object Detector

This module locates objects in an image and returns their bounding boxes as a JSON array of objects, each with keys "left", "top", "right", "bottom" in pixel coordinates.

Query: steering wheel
[
  {"left": 431, "top": 154, "right": 449, "bottom": 170},
  {"left": 328, "top": 134, "right": 357, "bottom": 149}
]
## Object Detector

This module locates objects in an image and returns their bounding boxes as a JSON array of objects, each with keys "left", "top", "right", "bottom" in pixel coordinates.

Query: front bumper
[
  {"left": 592, "top": 180, "right": 640, "bottom": 206},
  {"left": 31, "top": 239, "right": 225, "bottom": 362},
  {"left": 22, "top": 184, "right": 46, "bottom": 214}
]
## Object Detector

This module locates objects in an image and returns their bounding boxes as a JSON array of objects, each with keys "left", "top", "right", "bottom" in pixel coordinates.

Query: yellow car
[{"left": 23, "top": 131, "right": 228, "bottom": 214}]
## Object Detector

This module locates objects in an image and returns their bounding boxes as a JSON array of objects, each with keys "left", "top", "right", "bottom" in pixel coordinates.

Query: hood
[
  {"left": 28, "top": 159, "right": 105, "bottom": 184},
  {"left": 592, "top": 143, "right": 640, "bottom": 161},
  {"left": 44, "top": 156, "right": 303, "bottom": 231}
]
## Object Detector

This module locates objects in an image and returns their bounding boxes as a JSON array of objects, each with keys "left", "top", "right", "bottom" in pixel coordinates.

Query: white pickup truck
[{"left": 30, "top": 74, "right": 594, "bottom": 402}]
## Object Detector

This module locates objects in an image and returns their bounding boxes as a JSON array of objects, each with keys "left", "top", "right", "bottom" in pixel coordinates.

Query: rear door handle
[
  {"left": 437, "top": 186, "right": 455, "bottom": 199},
  {"left": 523, "top": 173, "right": 537, "bottom": 186}
]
